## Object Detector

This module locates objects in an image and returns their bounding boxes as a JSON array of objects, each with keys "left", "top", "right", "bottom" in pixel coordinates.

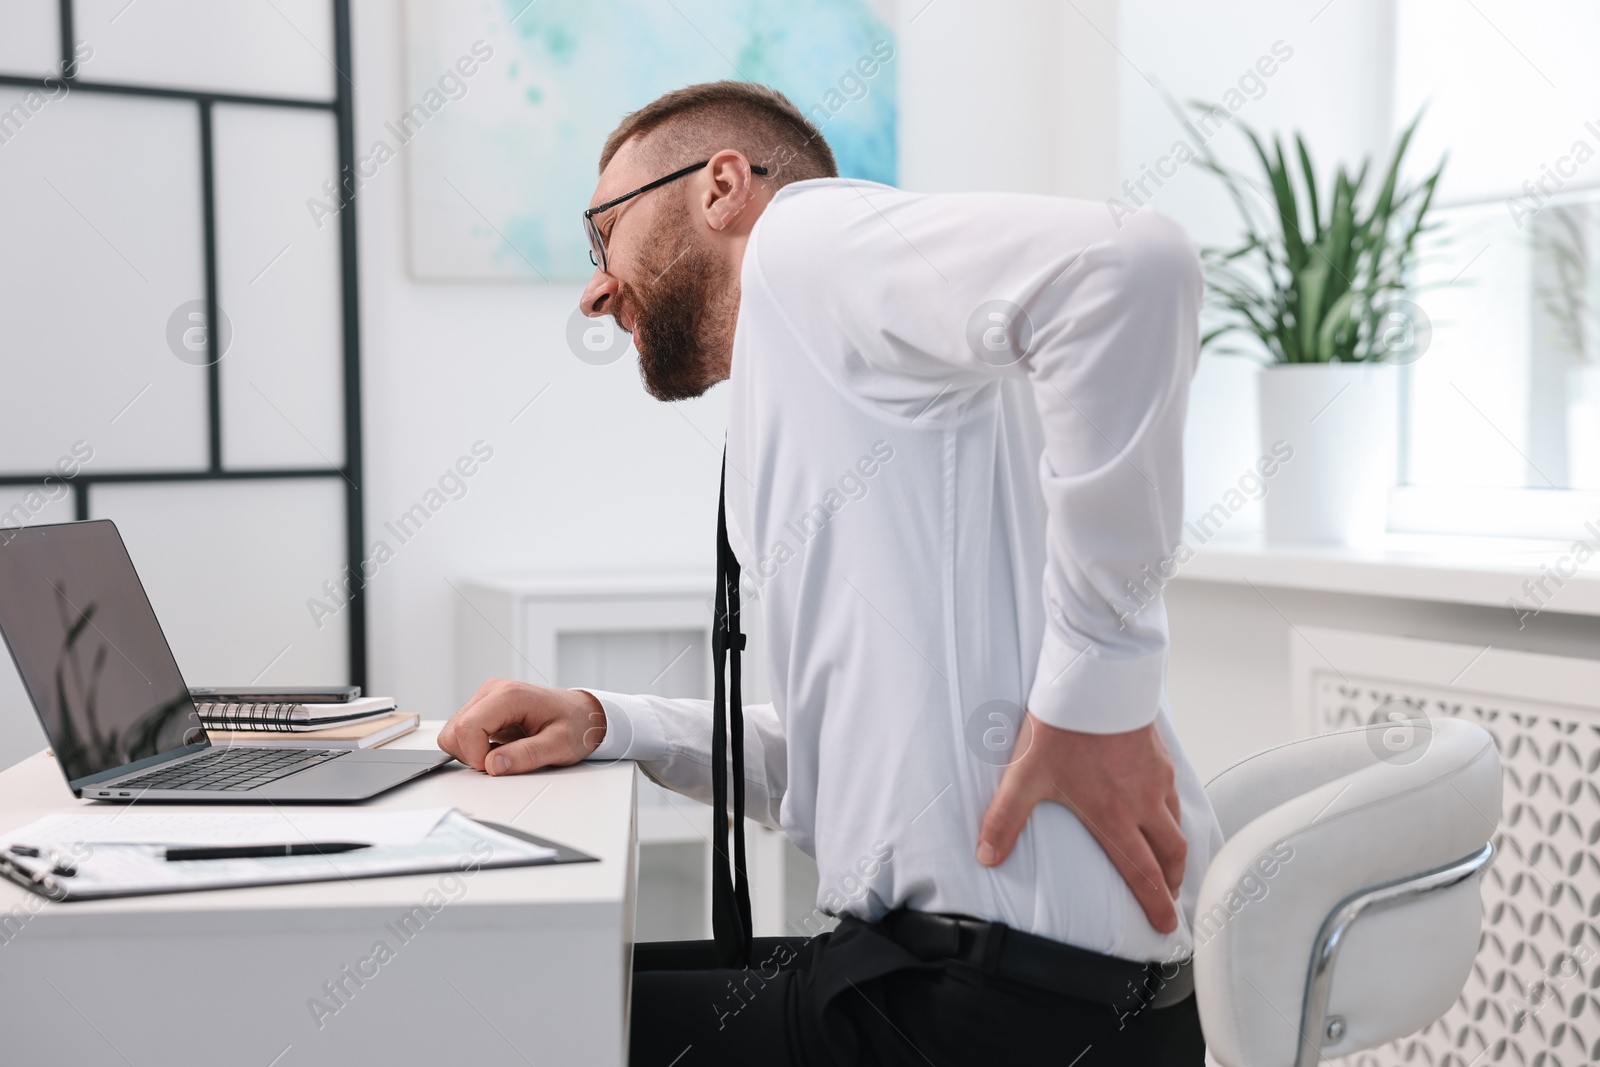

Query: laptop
[{"left": 0, "top": 520, "right": 452, "bottom": 802}]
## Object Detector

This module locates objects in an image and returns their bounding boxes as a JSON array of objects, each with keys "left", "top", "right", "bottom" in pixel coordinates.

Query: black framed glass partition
[{"left": 0, "top": 0, "right": 368, "bottom": 688}]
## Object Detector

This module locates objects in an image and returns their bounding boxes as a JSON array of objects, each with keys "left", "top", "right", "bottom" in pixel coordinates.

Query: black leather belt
[{"left": 875, "top": 910, "right": 1193, "bottom": 1012}]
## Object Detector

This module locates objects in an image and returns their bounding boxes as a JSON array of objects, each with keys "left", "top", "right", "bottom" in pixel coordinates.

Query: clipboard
[
  {"left": 473, "top": 819, "right": 597, "bottom": 864},
  {"left": 0, "top": 812, "right": 598, "bottom": 902}
]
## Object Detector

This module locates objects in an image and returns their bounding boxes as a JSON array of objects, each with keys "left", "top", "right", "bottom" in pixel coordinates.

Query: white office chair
[{"left": 1194, "top": 716, "right": 1501, "bottom": 1067}]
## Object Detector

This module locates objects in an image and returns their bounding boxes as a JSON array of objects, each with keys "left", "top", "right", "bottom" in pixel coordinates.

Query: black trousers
[{"left": 630, "top": 918, "right": 1206, "bottom": 1066}]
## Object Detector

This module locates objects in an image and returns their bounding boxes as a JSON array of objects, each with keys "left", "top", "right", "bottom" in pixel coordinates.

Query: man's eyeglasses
[{"left": 583, "top": 159, "right": 770, "bottom": 273}]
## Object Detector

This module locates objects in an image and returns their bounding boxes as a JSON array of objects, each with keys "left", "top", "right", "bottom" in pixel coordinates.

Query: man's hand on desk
[
  {"left": 976, "top": 714, "right": 1186, "bottom": 935},
  {"left": 438, "top": 680, "right": 607, "bottom": 775}
]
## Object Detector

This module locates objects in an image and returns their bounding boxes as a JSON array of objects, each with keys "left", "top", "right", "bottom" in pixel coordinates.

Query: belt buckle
[
  {"left": 886, "top": 910, "right": 960, "bottom": 960},
  {"left": 953, "top": 917, "right": 1005, "bottom": 976}
]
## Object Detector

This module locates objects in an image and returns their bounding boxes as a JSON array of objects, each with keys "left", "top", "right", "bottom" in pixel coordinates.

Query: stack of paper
[{"left": 212, "top": 711, "right": 420, "bottom": 749}]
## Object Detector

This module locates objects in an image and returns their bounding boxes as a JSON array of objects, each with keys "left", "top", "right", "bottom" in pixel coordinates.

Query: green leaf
[
  {"left": 1192, "top": 107, "right": 1445, "bottom": 365},
  {"left": 1317, "top": 288, "right": 1362, "bottom": 362},
  {"left": 1299, "top": 257, "right": 1329, "bottom": 362},
  {"left": 1295, "top": 134, "right": 1321, "bottom": 245},
  {"left": 1261, "top": 132, "right": 1306, "bottom": 271}
]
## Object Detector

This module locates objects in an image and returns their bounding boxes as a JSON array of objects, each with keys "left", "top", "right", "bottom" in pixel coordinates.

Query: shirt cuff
[
  {"left": 1026, "top": 628, "right": 1166, "bottom": 734},
  {"left": 575, "top": 688, "right": 673, "bottom": 762}
]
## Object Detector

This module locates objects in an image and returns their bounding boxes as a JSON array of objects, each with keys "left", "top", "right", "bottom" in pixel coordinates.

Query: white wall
[
  {"left": 0, "top": 0, "right": 1458, "bottom": 774},
  {"left": 354, "top": 0, "right": 1126, "bottom": 717},
  {"left": 898, "top": 0, "right": 1118, "bottom": 196},
  {"left": 0, "top": 0, "right": 1132, "bottom": 764},
  {"left": 350, "top": 0, "right": 726, "bottom": 716},
  {"left": 311, "top": 0, "right": 1600, "bottom": 811},
  {"left": 1118, "top": 0, "right": 1395, "bottom": 246},
  {"left": 1117, "top": 0, "right": 1397, "bottom": 534},
  {"left": 353, "top": 0, "right": 1426, "bottom": 783}
]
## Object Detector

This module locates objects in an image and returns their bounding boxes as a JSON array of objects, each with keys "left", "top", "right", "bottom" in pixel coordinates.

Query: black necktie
[{"left": 711, "top": 457, "right": 753, "bottom": 967}]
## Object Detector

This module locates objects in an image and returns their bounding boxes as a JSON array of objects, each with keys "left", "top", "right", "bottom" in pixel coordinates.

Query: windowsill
[{"left": 1179, "top": 532, "right": 1600, "bottom": 616}]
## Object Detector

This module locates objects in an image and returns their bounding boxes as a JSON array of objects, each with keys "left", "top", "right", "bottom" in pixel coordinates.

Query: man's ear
[{"left": 702, "top": 149, "right": 761, "bottom": 232}]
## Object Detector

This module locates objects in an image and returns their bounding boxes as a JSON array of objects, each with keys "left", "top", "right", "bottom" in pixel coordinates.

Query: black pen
[{"left": 164, "top": 842, "right": 371, "bottom": 861}]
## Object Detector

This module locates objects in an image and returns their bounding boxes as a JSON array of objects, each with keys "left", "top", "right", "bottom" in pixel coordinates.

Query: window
[{"left": 1392, "top": 0, "right": 1600, "bottom": 537}]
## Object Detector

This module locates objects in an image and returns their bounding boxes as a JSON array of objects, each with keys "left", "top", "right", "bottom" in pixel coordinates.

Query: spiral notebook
[{"left": 195, "top": 695, "right": 398, "bottom": 732}]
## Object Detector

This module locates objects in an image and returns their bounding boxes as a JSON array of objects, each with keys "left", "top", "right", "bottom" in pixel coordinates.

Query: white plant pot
[
  {"left": 1567, "top": 366, "right": 1600, "bottom": 491},
  {"left": 1257, "top": 362, "right": 1398, "bottom": 544}
]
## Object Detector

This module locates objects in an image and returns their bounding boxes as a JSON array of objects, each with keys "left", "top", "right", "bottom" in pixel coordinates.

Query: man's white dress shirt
[{"left": 585, "top": 178, "right": 1225, "bottom": 964}]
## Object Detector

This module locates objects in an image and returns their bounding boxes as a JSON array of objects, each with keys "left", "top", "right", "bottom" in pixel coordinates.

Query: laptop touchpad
[{"left": 251, "top": 756, "right": 437, "bottom": 800}]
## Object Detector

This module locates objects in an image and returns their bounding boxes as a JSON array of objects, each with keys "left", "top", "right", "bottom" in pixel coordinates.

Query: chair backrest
[{"left": 1194, "top": 717, "right": 1501, "bottom": 1067}]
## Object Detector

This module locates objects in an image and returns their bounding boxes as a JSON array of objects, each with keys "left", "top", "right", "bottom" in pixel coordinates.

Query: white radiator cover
[{"left": 1288, "top": 627, "right": 1600, "bottom": 1067}]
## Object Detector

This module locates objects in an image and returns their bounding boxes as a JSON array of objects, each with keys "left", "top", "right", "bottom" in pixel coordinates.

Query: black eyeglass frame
[{"left": 583, "top": 159, "right": 770, "bottom": 272}]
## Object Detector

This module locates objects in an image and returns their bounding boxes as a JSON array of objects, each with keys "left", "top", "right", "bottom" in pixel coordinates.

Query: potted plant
[{"left": 1194, "top": 112, "right": 1444, "bottom": 543}]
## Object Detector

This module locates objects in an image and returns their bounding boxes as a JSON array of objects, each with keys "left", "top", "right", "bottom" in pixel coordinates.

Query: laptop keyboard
[{"left": 113, "top": 747, "right": 347, "bottom": 792}]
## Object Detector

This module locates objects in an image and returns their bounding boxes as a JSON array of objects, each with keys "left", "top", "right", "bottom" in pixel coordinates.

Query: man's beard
[{"left": 622, "top": 215, "right": 738, "bottom": 402}]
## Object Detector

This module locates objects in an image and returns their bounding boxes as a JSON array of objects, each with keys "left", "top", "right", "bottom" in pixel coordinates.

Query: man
[{"left": 440, "top": 81, "right": 1223, "bottom": 1064}]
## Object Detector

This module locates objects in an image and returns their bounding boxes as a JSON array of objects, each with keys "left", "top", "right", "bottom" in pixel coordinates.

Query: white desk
[{"left": 0, "top": 723, "right": 638, "bottom": 1066}]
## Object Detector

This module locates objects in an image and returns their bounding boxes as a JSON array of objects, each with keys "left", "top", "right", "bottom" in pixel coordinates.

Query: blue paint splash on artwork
[{"left": 477, "top": 0, "right": 897, "bottom": 279}]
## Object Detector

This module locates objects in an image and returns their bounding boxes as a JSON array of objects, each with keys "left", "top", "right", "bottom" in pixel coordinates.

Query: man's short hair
[{"left": 599, "top": 81, "right": 838, "bottom": 186}]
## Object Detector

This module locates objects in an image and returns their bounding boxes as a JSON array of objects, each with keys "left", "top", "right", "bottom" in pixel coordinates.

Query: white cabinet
[{"left": 453, "top": 571, "right": 814, "bottom": 940}]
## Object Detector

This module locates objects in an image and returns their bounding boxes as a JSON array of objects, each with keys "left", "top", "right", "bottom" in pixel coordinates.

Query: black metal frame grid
[{"left": 0, "top": 0, "right": 368, "bottom": 685}]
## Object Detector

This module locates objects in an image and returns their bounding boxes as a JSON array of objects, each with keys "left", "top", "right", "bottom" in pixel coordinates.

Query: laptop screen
[{"left": 0, "top": 520, "right": 207, "bottom": 784}]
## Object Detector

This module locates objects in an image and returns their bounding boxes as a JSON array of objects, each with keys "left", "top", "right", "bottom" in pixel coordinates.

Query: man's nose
[{"left": 580, "top": 269, "right": 617, "bottom": 318}]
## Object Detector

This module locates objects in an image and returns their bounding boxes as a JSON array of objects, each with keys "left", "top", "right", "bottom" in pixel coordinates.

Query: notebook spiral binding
[{"left": 195, "top": 702, "right": 298, "bottom": 733}]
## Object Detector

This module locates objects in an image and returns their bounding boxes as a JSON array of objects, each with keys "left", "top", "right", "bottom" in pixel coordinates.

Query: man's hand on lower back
[
  {"left": 437, "top": 679, "right": 607, "bottom": 775},
  {"left": 976, "top": 714, "right": 1186, "bottom": 934}
]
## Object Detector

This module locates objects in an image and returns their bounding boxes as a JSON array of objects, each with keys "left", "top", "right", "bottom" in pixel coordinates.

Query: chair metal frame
[{"left": 1292, "top": 841, "right": 1496, "bottom": 1067}]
